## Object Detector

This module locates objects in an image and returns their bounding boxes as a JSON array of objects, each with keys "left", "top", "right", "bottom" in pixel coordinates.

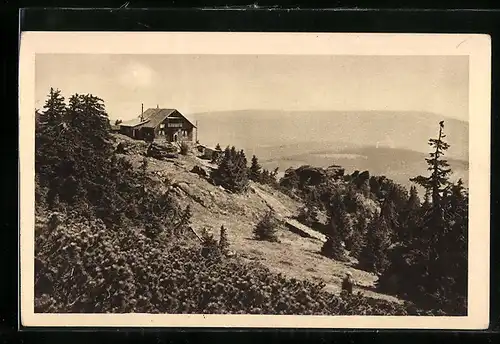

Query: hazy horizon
[
  {"left": 35, "top": 54, "right": 469, "bottom": 123},
  {"left": 189, "top": 108, "right": 469, "bottom": 124}
]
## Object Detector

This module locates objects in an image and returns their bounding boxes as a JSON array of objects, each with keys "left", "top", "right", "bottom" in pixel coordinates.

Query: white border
[{"left": 19, "top": 32, "right": 491, "bottom": 329}]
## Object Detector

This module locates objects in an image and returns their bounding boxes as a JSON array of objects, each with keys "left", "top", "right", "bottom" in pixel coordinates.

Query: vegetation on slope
[
  {"left": 276, "top": 123, "right": 468, "bottom": 315},
  {"left": 35, "top": 88, "right": 466, "bottom": 316}
]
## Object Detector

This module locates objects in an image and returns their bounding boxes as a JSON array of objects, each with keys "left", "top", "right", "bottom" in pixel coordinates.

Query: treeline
[
  {"left": 209, "top": 145, "right": 280, "bottom": 192},
  {"left": 278, "top": 122, "right": 468, "bottom": 315}
]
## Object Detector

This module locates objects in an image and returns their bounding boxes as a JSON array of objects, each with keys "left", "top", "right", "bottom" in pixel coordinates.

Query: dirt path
[
  {"left": 249, "top": 184, "right": 293, "bottom": 218},
  {"left": 250, "top": 183, "right": 327, "bottom": 242}
]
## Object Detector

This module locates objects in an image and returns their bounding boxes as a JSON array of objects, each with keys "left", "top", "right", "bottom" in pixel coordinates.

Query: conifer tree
[
  {"left": 410, "top": 121, "right": 451, "bottom": 205},
  {"left": 210, "top": 146, "right": 249, "bottom": 193},
  {"left": 379, "top": 121, "right": 468, "bottom": 314},
  {"left": 358, "top": 196, "right": 393, "bottom": 274},
  {"left": 321, "top": 192, "right": 347, "bottom": 261},
  {"left": 39, "top": 87, "right": 66, "bottom": 125},
  {"left": 358, "top": 217, "right": 391, "bottom": 274},
  {"left": 409, "top": 121, "right": 452, "bottom": 291},
  {"left": 233, "top": 149, "right": 249, "bottom": 192},
  {"left": 296, "top": 194, "right": 319, "bottom": 227},
  {"left": 249, "top": 155, "right": 262, "bottom": 182},
  {"left": 398, "top": 186, "right": 421, "bottom": 243}
]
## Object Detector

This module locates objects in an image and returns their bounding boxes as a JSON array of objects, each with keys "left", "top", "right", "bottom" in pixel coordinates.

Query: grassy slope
[{"left": 116, "top": 134, "right": 402, "bottom": 304}]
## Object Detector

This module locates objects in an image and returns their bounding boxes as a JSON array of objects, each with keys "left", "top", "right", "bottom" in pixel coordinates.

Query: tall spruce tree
[
  {"left": 409, "top": 121, "right": 452, "bottom": 291},
  {"left": 410, "top": 121, "right": 452, "bottom": 205},
  {"left": 378, "top": 121, "right": 468, "bottom": 314}
]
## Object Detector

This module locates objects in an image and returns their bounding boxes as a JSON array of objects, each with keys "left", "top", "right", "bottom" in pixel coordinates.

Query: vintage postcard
[{"left": 19, "top": 32, "right": 491, "bottom": 329}]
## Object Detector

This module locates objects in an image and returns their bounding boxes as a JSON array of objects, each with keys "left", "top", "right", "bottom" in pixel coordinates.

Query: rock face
[
  {"left": 146, "top": 143, "right": 179, "bottom": 160},
  {"left": 285, "top": 218, "right": 327, "bottom": 242},
  {"left": 190, "top": 165, "right": 209, "bottom": 178}
]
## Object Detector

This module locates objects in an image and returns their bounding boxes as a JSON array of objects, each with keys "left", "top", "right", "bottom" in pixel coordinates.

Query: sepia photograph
[{"left": 19, "top": 32, "right": 491, "bottom": 329}]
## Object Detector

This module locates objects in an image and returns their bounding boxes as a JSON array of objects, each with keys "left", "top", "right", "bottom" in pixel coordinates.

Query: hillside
[
  {"left": 35, "top": 90, "right": 467, "bottom": 316},
  {"left": 112, "top": 134, "right": 402, "bottom": 303}
]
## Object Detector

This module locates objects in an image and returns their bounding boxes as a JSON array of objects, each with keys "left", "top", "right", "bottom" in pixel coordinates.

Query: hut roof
[
  {"left": 139, "top": 108, "right": 177, "bottom": 129},
  {"left": 125, "top": 108, "right": 197, "bottom": 129},
  {"left": 120, "top": 117, "right": 150, "bottom": 127}
]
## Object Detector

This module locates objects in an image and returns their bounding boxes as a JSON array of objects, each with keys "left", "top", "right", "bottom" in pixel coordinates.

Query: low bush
[
  {"left": 253, "top": 211, "right": 280, "bottom": 242},
  {"left": 35, "top": 211, "right": 434, "bottom": 315},
  {"left": 179, "top": 142, "right": 190, "bottom": 156}
]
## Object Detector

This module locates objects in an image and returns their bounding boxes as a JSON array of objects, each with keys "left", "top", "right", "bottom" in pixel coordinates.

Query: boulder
[{"left": 191, "top": 165, "right": 208, "bottom": 178}]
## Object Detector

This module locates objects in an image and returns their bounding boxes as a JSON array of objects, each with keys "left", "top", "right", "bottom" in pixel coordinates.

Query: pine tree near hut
[
  {"left": 249, "top": 155, "right": 262, "bottom": 182},
  {"left": 211, "top": 143, "right": 223, "bottom": 164},
  {"left": 210, "top": 146, "right": 249, "bottom": 193}
]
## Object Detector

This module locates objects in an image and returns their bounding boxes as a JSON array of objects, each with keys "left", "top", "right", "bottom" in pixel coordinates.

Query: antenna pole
[{"left": 195, "top": 120, "right": 198, "bottom": 143}]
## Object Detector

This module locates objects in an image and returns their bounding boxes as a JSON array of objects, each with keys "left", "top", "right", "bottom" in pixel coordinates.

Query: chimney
[{"left": 157, "top": 104, "right": 159, "bottom": 109}]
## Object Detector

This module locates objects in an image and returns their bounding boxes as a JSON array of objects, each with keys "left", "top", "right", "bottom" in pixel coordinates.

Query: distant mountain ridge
[
  {"left": 191, "top": 110, "right": 468, "bottom": 190},
  {"left": 191, "top": 110, "right": 469, "bottom": 161}
]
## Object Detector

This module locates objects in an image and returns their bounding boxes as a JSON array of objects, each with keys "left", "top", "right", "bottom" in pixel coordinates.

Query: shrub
[
  {"left": 200, "top": 227, "right": 221, "bottom": 257},
  {"left": 218, "top": 225, "right": 230, "bottom": 256},
  {"left": 253, "top": 211, "right": 280, "bottom": 242},
  {"left": 295, "top": 198, "right": 319, "bottom": 227},
  {"left": 320, "top": 236, "right": 346, "bottom": 261},
  {"left": 34, "top": 211, "right": 435, "bottom": 315},
  {"left": 179, "top": 142, "right": 190, "bottom": 155}
]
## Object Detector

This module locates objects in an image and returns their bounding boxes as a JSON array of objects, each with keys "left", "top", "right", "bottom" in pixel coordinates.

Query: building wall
[
  {"left": 120, "top": 111, "right": 195, "bottom": 142},
  {"left": 157, "top": 115, "right": 194, "bottom": 142},
  {"left": 142, "top": 128, "right": 155, "bottom": 142}
]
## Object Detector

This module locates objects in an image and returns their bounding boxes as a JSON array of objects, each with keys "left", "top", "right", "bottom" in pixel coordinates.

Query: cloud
[{"left": 118, "top": 61, "right": 155, "bottom": 88}]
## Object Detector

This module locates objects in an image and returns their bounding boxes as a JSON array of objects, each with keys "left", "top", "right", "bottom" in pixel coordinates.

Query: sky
[{"left": 35, "top": 54, "right": 469, "bottom": 122}]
